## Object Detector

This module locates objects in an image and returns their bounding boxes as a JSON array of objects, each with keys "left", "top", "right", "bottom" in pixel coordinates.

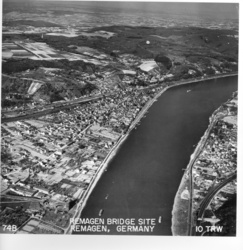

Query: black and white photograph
[{"left": 0, "top": 0, "right": 241, "bottom": 249}]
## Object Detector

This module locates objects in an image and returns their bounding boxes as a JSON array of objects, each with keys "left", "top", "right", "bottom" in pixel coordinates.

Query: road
[
  {"left": 2, "top": 73, "right": 46, "bottom": 84},
  {"left": 1, "top": 72, "right": 237, "bottom": 234},
  {"left": 2, "top": 72, "right": 237, "bottom": 123},
  {"left": 1, "top": 194, "right": 42, "bottom": 203},
  {"left": 186, "top": 115, "right": 219, "bottom": 235},
  {"left": 2, "top": 94, "right": 105, "bottom": 123},
  {"left": 197, "top": 172, "right": 237, "bottom": 219}
]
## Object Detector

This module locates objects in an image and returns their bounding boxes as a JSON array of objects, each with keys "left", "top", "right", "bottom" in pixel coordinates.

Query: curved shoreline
[
  {"left": 66, "top": 72, "right": 237, "bottom": 234},
  {"left": 171, "top": 97, "right": 227, "bottom": 236},
  {"left": 171, "top": 120, "right": 213, "bottom": 236}
]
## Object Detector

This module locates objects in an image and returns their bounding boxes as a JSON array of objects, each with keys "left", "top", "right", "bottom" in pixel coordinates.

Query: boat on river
[{"left": 99, "top": 209, "right": 104, "bottom": 216}]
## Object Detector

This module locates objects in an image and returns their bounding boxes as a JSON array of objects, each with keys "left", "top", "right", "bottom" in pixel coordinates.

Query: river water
[{"left": 74, "top": 76, "right": 238, "bottom": 235}]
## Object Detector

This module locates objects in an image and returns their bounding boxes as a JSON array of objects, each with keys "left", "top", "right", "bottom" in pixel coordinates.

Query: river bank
[
  {"left": 65, "top": 130, "right": 130, "bottom": 233},
  {"left": 66, "top": 82, "right": 165, "bottom": 233},
  {"left": 171, "top": 103, "right": 225, "bottom": 236},
  {"left": 66, "top": 77, "right": 173, "bottom": 234},
  {"left": 67, "top": 73, "right": 237, "bottom": 234}
]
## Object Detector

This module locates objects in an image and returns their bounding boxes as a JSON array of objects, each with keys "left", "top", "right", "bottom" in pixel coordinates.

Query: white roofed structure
[
  {"left": 138, "top": 60, "right": 159, "bottom": 72},
  {"left": 122, "top": 70, "right": 136, "bottom": 75}
]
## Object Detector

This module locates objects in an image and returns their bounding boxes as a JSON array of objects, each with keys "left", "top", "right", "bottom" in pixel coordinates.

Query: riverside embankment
[
  {"left": 72, "top": 74, "right": 237, "bottom": 235},
  {"left": 171, "top": 109, "right": 220, "bottom": 236}
]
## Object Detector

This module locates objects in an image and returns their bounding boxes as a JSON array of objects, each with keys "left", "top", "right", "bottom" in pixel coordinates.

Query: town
[{"left": 1, "top": 2, "right": 238, "bottom": 235}]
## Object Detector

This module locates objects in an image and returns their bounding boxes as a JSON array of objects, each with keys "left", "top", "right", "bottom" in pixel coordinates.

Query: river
[{"left": 73, "top": 75, "right": 238, "bottom": 235}]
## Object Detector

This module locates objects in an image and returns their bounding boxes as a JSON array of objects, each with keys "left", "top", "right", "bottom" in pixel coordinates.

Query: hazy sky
[
  {"left": 81, "top": 2, "right": 239, "bottom": 19},
  {"left": 3, "top": 1, "right": 239, "bottom": 20}
]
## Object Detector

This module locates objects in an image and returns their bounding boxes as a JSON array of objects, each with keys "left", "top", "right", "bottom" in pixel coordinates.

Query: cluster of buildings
[
  {"left": 3, "top": 25, "right": 65, "bottom": 35},
  {"left": 16, "top": 218, "right": 64, "bottom": 234},
  {"left": 190, "top": 94, "right": 237, "bottom": 221},
  {"left": 1, "top": 28, "right": 237, "bottom": 234},
  {"left": 1, "top": 70, "right": 162, "bottom": 232}
]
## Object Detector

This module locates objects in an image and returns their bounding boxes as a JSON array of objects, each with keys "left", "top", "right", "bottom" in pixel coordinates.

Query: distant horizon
[{"left": 2, "top": 1, "right": 239, "bottom": 20}]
